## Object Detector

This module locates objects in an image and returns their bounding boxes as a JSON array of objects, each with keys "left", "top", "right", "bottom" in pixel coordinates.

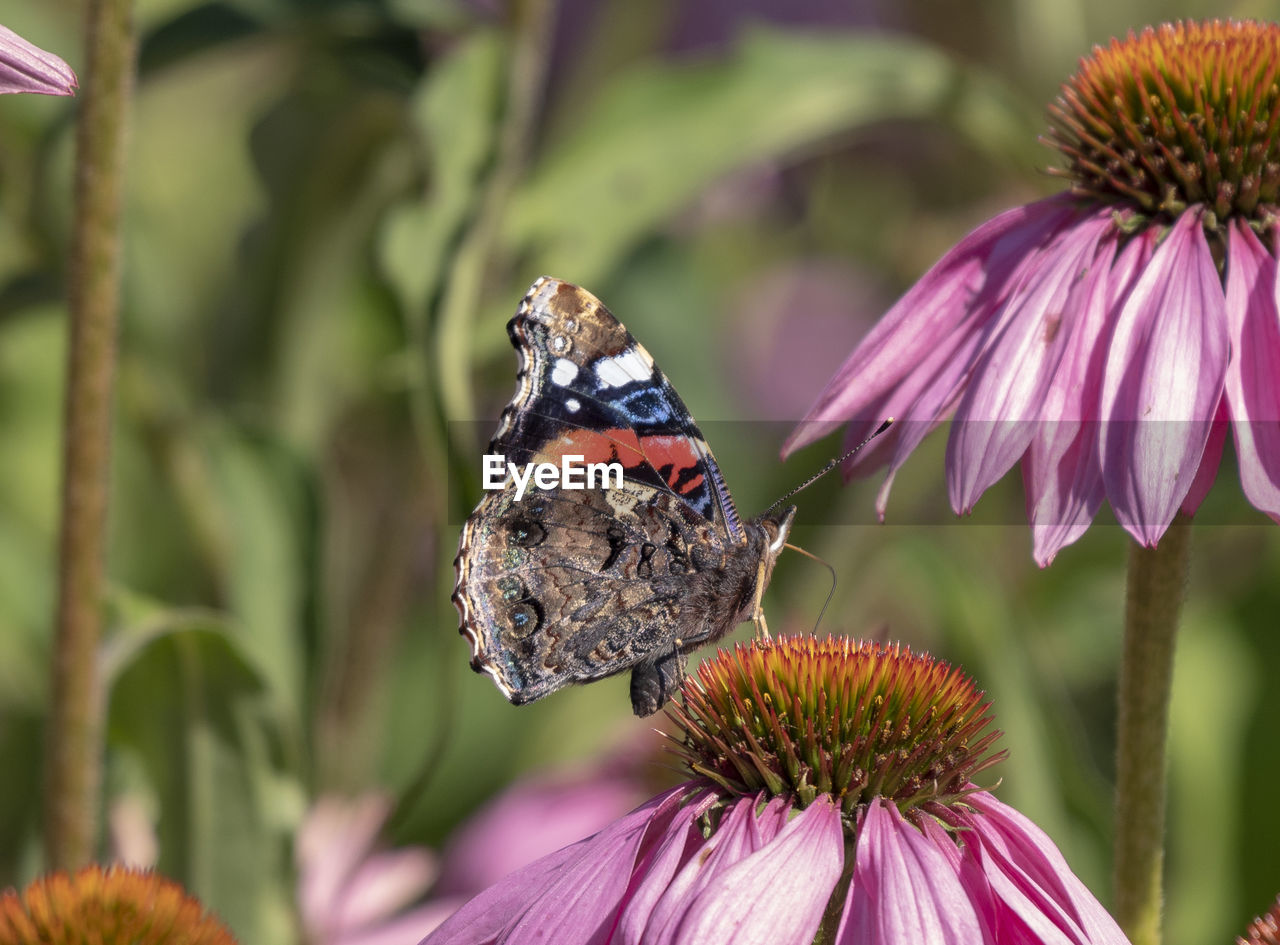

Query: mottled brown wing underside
[{"left": 454, "top": 481, "right": 738, "bottom": 706}]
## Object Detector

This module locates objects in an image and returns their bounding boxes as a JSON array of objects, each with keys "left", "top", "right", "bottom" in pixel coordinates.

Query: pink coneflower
[
  {"left": 785, "top": 19, "right": 1280, "bottom": 564},
  {"left": 0, "top": 865, "right": 237, "bottom": 944},
  {"left": 419, "top": 637, "right": 1128, "bottom": 945},
  {"left": 0, "top": 23, "right": 76, "bottom": 96}
]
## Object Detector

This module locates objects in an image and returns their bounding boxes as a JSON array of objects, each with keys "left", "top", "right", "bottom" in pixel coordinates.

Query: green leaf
[
  {"left": 106, "top": 614, "right": 298, "bottom": 944},
  {"left": 503, "top": 26, "right": 1034, "bottom": 286},
  {"left": 379, "top": 30, "right": 505, "bottom": 318},
  {"left": 201, "top": 422, "right": 314, "bottom": 720}
]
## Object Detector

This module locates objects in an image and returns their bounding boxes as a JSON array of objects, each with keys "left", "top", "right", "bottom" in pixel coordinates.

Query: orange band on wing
[{"left": 535, "top": 429, "right": 707, "bottom": 496}]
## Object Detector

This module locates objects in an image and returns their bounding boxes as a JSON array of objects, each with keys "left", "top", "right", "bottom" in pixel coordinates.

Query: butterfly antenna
[
  {"left": 783, "top": 542, "right": 837, "bottom": 634},
  {"left": 763, "top": 418, "right": 893, "bottom": 516}
]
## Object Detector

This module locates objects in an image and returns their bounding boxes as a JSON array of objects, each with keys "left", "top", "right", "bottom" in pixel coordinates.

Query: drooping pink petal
[
  {"left": 838, "top": 797, "right": 983, "bottom": 945},
  {"left": 0, "top": 24, "right": 76, "bottom": 95},
  {"left": 869, "top": 320, "right": 986, "bottom": 518},
  {"left": 662, "top": 797, "right": 844, "bottom": 945},
  {"left": 1022, "top": 233, "right": 1131, "bottom": 564},
  {"left": 639, "top": 795, "right": 787, "bottom": 944},
  {"left": 1099, "top": 210, "right": 1229, "bottom": 546},
  {"left": 615, "top": 792, "right": 720, "bottom": 945},
  {"left": 961, "top": 792, "right": 1129, "bottom": 945},
  {"left": 785, "top": 196, "right": 1077, "bottom": 456},
  {"left": 420, "top": 786, "right": 689, "bottom": 945},
  {"left": 1223, "top": 221, "right": 1280, "bottom": 520},
  {"left": 948, "top": 212, "right": 1113, "bottom": 513},
  {"left": 1180, "top": 399, "right": 1228, "bottom": 515}
]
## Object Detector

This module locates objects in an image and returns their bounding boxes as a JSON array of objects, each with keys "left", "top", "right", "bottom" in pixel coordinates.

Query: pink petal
[
  {"left": 1223, "top": 221, "right": 1280, "bottom": 520},
  {"left": 838, "top": 798, "right": 982, "bottom": 945},
  {"left": 785, "top": 196, "right": 1077, "bottom": 456},
  {"left": 1021, "top": 234, "right": 1121, "bottom": 564},
  {"left": 437, "top": 771, "right": 645, "bottom": 894},
  {"left": 615, "top": 793, "right": 720, "bottom": 945},
  {"left": 0, "top": 23, "right": 76, "bottom": 95},
  {"left": 336, "top": 848, "right": 438, "bottom": 932},
  {"left": 640, "top": 795, "right": 785, "bottom": 944},
  {"left": 664, "top": 796, "right": 844, "bottom": 945},
  {"left": 420, "top": 786, "right": 689, "bottom": 945},
  {"left": 869, "top": 322, "right": 985, "bottom": 517},
  {"left": 1180, "top": 399, "right": 1227, "bottom": 515},
  {"left": 1099, "top": 210, "right": 1229, "bottom": 546},
  {"left": 1023, "top": 434, "right": 1104, "bottom": 567},
  {"left": 1024, "top": 230, "right": 1156, "bottom": 564},
  {"left": 298, "top": 795, "right": 405, "bottom": 933},
  {"left": 948, "top": 213, "right": 1113, "bottom": 513},
  {"left": 960, "top": 792, "right": 1129, "bottom": 945}
]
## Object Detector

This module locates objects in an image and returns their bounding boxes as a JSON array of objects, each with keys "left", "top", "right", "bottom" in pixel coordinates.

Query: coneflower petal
[
  {"left": 662, "top": 797, "right": 843, "bottom": 945},
  {"left": 1023, "top": 233, "right": 1138, "bottom": 565},
  {"left": 784, "top": 197, "right": 1075, "bottom": 457},
  {"left": 960, "top": 792, "right": 1129, "bottom": 945},
  {"left": 1180, "top": 401, "right": 1228, "bottom": 515},
  {"left": 641, "top": 796, "right": 784, "bottom": 943},
  {"left": 615, "top": 793, "right": 719, "bottom": 945},
  {"left": 1223, "top": 221, "right": 1280, "bottom": 520},
  {"left": 421, "top": 787, "right": 687, "bottom": 945},
  {"left": 948, "top": 212, "right": 1113, "bottom": 514},
  {"left": 838, "top": 798, "right": 983, "bottom": 945},
  {"left": 1099, "top": 210, "right": 1229, "bottom": 546},
  {"left": 0, "top": 24, "right": 76, "bottom": 96}
]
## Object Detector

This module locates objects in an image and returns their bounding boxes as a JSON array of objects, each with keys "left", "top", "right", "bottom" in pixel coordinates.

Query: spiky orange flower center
[
  {"left": 666, "top": 637, "right": 1004, "bottom": 823},
  {"left": 1047, "top": 19, "right": 1280, "bottom": 224},
  {"left": 0, "top": 865, "right": 238, "bottom": 945}
]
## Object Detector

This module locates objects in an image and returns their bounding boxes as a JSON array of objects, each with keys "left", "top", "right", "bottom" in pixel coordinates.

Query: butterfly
[{"left": 453, "top": 277, "right": 795, "bottom": 716}]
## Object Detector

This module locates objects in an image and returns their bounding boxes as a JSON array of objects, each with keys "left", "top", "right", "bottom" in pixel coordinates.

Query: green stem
[
  {"left": 1113, "top": 515, "right": 1191, "bottom": 945},
  {"left": 44, "top": 0, "right": 135, "bottom": 870}
]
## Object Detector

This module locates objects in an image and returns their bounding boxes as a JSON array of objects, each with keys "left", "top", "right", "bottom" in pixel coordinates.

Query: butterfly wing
[
  {"left": 453, "top": 277, "right": 764, "bottom": 715},
  {"left": 492, "top": 276, "right": 746, "bottom": 540}
]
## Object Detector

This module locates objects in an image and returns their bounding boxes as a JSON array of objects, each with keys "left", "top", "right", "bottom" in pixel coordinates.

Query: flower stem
[
  {"left": 1113, "top": 515, "right": 1191, "bottom": 945},
  {"left": 44, "top": 0, "right": 135, "bottom": 870}
]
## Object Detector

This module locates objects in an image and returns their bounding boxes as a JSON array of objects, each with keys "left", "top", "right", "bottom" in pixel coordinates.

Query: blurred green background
[{"left": 3, "top": 0, "right": 1279, "bottom": 942}]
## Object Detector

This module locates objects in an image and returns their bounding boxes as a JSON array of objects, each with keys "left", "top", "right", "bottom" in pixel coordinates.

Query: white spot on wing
[
  {"left": 565, "top": 397, "right": 581, "bottom": 413},
  {"left": 594, "top": 348, "right": 654, "bottom": 388},
  {"left": 551, "top": 358, "right": 579, "bottom": 386}
]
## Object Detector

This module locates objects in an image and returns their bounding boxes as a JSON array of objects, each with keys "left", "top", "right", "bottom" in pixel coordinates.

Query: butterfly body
[{"left": 453, "top": 277, "right": 794, "bottom": 716}]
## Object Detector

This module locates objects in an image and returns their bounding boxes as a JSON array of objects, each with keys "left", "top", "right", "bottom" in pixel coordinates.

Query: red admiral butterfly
[{"left": 453, "top": 277, "right": 796, "bottom": 716}]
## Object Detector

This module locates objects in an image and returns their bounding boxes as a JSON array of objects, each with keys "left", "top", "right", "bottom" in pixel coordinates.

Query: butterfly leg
[
  {"left": 750, "top": 556, "right": 772, "bottom": 640},
  {"left": 629, "top": 649, "right": 686, "bottom": 717},
  {"left": 753, "top": 608, "right": 771, "bottom": 640}
]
